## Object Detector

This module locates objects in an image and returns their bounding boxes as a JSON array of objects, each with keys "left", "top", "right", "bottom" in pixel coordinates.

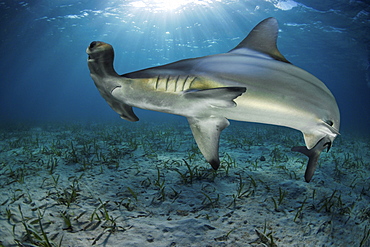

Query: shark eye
[
  {"left": 89, "top": 41, "right": 97, "bottom": 49},
  {"left": 325, "top": 120, "right": 333, "bottom": 126}
]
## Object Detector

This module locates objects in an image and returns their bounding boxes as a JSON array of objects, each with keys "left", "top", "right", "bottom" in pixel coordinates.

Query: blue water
[{"left": 0, "top": 0, "right": 369, "bottom": 134}]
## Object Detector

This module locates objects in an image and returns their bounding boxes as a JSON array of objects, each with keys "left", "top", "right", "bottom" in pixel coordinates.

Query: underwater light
[{"left": 130, "top": 0, "right": 214, "bottom": 11}]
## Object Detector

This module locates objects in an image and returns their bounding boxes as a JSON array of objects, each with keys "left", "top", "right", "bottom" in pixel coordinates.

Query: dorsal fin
[{"left": 229, "top": 17, "right": 290, "bottom": 63}]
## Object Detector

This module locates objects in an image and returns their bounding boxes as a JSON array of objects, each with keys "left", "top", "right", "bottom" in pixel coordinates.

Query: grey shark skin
[{"left": 87, "top": 17, "right": 340, "bottom": 182}]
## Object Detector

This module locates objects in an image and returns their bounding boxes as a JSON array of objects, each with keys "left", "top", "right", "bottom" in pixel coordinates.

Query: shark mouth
[{"left": 111, "top": 86, "right": 121, "bottom": 94}]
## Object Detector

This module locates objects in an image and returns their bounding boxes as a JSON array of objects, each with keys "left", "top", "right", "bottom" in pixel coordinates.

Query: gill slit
[
  {"left": 165, "top": 75, "right": 170, "bottom": 91},
  {"left": 181, "top": 76, "right": 186, "bottom": 91},
  {"left": 155, "top": 75, "right": 160, "bottom": 90},
  {"left": 188, "top": 76, "right": 197, "bottom": 89},
  {"left": 174, "top": 75, "right": 180, "bottom": 92}
]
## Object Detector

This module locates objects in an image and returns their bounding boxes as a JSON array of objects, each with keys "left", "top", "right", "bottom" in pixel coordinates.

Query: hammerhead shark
[{"left": 87, "top": 17, "right": 340, "bottom": 182}]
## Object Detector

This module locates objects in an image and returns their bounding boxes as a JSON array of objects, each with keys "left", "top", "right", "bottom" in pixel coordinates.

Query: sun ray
[{"left": 130, "top": 0, "right": 214, "bottom": 12}]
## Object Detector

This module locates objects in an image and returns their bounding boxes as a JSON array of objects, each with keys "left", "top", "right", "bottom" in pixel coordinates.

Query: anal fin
[{"left": 187, "top": 117, "right": 230, "bottom": 169}]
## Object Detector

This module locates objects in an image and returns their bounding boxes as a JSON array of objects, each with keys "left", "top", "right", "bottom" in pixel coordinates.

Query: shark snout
[
  {"left": 86, "top": 41, "right": 98, "bottom": 55},
  {"left": 86, "top": 41, "right": 113, "bottom": 55},
  {"left": 86, "top": 41, "right": 115, "bottom": 65}
]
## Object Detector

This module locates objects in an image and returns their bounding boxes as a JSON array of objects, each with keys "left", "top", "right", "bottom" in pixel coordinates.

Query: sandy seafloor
[{"left": 0, "top": 120, "right": 369, "bottom": 247}]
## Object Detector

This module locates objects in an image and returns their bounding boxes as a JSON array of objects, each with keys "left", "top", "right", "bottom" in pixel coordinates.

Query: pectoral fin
[
  {"left": 108, "top": 100, "right": 139, "bottom": 122},
  {"left": 187, "top": 117, "right": 230, "bottom": 169},
  {"left": 291, "top": 136, "right": 332, "bottom": 182}
]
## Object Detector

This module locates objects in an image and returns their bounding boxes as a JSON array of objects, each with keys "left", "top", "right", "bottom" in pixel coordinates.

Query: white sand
[{"left": 0, "top": 121, "right": 369, "bottom": 246}]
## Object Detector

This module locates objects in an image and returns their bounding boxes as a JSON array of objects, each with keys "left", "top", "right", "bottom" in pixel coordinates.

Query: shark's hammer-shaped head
[
  {"left": 86, "top": 41, "right": 139, "bottom": 122},
  {"left": 86, "top": 41, "right": 117, "bottom": 77},
  {"left": 87, "top": 41, "right": 113, "bottom": 61}
]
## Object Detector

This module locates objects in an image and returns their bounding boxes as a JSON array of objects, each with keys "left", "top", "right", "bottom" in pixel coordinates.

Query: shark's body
[{"left": 87, "top": 17, "right": 340, "bottom": 182}]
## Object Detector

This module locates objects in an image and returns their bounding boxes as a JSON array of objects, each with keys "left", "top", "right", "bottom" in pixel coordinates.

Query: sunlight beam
[{"left": 130, "top": 0, "right": 216, "bottom": 12}]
